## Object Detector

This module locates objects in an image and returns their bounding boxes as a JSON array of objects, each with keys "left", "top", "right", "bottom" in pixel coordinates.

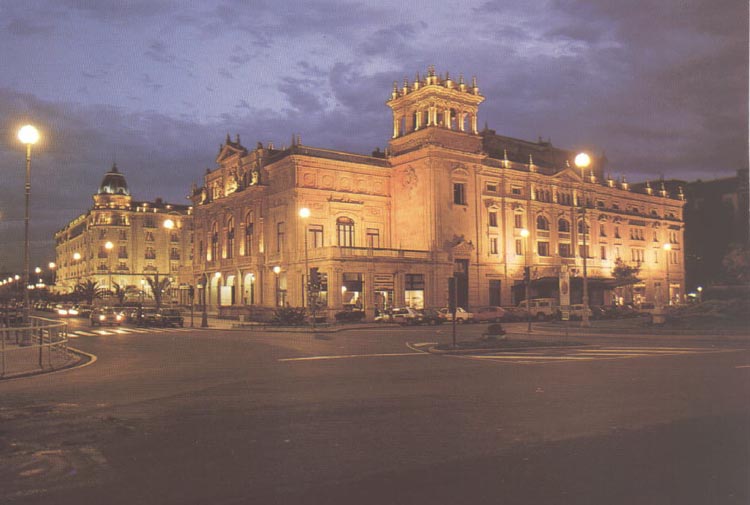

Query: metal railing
[{"left": 1, "top": 316, "right": 69, "bottom": 378}]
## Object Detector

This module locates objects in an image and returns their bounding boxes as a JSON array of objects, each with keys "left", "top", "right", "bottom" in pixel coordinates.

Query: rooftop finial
[{"left": 226, "top": 133, "right": 231, "bottom": 144}]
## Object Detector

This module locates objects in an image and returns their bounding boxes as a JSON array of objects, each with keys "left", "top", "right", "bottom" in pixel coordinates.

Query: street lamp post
[
  {"left": 273, "top": 266, "right": 281, "bottom": 307},
  {"left": 520, "top": 228, "right": 531, "bottom": 332},
  {"left": 298, "top": 207, "right": 312, "bottom": 327},
  {"left": 663, "top": 243, "right": 672, "bottom": 306},
  {"left": 18, "top": 125, "right": 39, "bottom": 325},
  {"left": 200, "top": 275, "right": 209, "bottom": 328},
  {"left": 574, "top": 152, "right": 591, "bottom": 327},
  {"left": 104, "top": 241, "right": 114, "bottom": 293}
]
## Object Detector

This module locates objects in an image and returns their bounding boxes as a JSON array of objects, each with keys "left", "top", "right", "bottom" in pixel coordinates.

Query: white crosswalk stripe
[
  {"left": 67, "top": 326, "right": 196, "bottom": 338},
  {"left": 467, "top": 346, "right": 730, "bottom": 364}
]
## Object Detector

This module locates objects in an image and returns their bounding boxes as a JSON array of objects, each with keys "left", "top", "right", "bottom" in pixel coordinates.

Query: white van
[{"left": 518, "top": 298, "right": 558, "bottom": 320}]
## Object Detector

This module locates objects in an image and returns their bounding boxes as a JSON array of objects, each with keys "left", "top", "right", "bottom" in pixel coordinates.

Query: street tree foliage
[
  {"left": 611, "top": 258, "right": 640, "bottom": 282},
  {"left": 112, "top": 283, "right": 138, "bottom": 305},
  {"left": 145, "top": 275, "right": 171, "bottom": 309},
  {"left": 722, "top": 244, "right": 750, "bottom": 285},
  {"left": 611, "top": 258, "right": 641, "bottom": 304},
  {"left": 75, "top": 280, "right": 107, "bottom": 305}
]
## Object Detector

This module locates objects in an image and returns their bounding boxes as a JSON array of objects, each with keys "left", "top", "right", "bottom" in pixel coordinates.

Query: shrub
[{"left": 272, "top": 306, "right": 307, "bottom": 326}]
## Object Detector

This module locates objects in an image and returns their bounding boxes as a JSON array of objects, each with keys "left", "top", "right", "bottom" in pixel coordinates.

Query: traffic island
[{"left": 431, "top": 338, "right": 586, "bottom": 354}]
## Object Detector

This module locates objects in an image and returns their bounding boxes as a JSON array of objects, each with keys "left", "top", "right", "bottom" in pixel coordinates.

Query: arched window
[
  {"left": 244, "top": 211, "right": 254, "bottom": 256},
  {"left": 577, "top": 220, "right": 590, "bottom": 235},
  {"left": 558, "top": 218, "right": 571, "bottom": 232},
  {"left": 210, "top": 222, "right": 219, "bottom": 261},
  {"left": 536, "top": 215, "right": 549, "bottom": 231},
  {"left": 226, "top": 216, "right": 235, "bottom": 259},
  {"left": 337, "top": 217, "right": 354, "bottom": 247}
]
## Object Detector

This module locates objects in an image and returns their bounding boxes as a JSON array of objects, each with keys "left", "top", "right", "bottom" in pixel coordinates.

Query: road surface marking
[
  {"left": 279, "top": 352, "right": 429, "bottom": 362},
  {"left": 71, "top": 330, "right": 97, "bottom": 337}
]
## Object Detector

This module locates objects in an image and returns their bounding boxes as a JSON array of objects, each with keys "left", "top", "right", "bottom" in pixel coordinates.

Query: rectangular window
[
  {"left": 486, "top": 183, "right": 498, "bottom": 193},
  {"left": 145, "top": 247, "right": 156, "bottom": 260},
  {"left": 600, "top": 245, "right": 607, "bottom": 260},
  {"left": 144, "top": 216, "right": 155, "bottom": 228},
  {"left": 489, "top": 280, "right": 501, "bottom": 306},
  {"left": 537, "top": 241, "right": 550, "bottom": 257},
  {"left": 489, "top": 237, "right": 498, "bottom": 255},
  {"left": 118, "top": 246, "right": 128, "bottom": 259},
  {"left": 453, "top": 183, "right": 467, "bottom": 205},
  {"left": 366, "top": 228, "right": 380, "bottom": 248},
  {"left": 559, "top": 243, "right": 572, "bottom": 258},
  {"left": 600, "top": 224, "right": 607, "bottom": 237},
  {"left": 514, "top": 214, "right": 523, "bottom": 229},
  {"left": 511, "top": 186, "right": 522, "bottom": 196},
  {"left": 170, "top": 247, "right": 180, "bottom": 260},
  {"left": 309, "top": 225, "right": 324, "bottom": 248},
  {"left": 579, "top": 244, "right": 590, "bottom": 258},
  {"left": 515, "top": 239, "right": 523, "bottom": 256},
  {"left": 119, "top": 229, "right": 127, "bottom": 240},
  {"left": 488, "top": 211, "right": 498, "bottom": 227},
  {"left": 276, "top": 222, "right": 285, "bottom": 253},
  {"left": 145, "top": 231, "right": 154, "bottom": 242}
]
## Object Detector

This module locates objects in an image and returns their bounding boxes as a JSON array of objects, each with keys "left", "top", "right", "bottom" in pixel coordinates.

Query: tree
[
  {"left": 112, "top": 283, "right": 137, "bottom": 306},
  {"left": 611, "top": 258, "right": 641, "bottom": 304},
  {"left": 145, "top": 274, "right": 171, "bottom": 310},
  {"left": 722, "top": 244, "right": 750, "bottom": 285},
  {"left": 75, "top": 280, "right": 107, "bottom": 305}
]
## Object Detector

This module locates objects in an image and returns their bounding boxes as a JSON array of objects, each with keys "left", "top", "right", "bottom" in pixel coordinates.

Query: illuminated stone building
[
  {"left": 54, "top": 164, "right": 193, "bottom": 301},
  {"left": 192, "top": 67, "right": 685, "bottom": 319}
]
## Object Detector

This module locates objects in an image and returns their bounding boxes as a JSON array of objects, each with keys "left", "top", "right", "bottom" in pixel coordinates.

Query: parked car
[
  {"left": 374, "top": 309, "right": 394, "bottom": 323},
  {"left": 334, "top": 310, "right": 366, "bottom": 323},
  {"left": 155, "top": 308, "right": 184, "bottom": 327},
  {"left": 518, "top": 298, "right": 558, "bottom": 320},
  {"left": 634, "top": 302, "right": 659, "bottom": 315},
  {"left": 473, "top": 306, "right": 507, "bottom": 323},
  {"left": 90, "top": 307, "right": 123, "bottom": 327},
  {"left": 438, "top": 307, "right": 475, "bottom": 323},
  {"left": 568, "top": 304, "right": 594, "bottom": 320},
  {"left": 419, "top": 308, "right": 445, "bottom": 325},
  {"left": 137, "top": 308, "right": 159, "bottom": 326},
  {"left": 76, "top": 304, "right": 94, "bottom": 318},
  {"left": 391, "top": 307, "right": 423, "bottom": 325}
]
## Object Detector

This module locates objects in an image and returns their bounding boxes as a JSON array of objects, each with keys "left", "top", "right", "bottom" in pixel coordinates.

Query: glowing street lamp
[
  {"left": 163, "top": 218, "right": 175, "bottom": 230},
  {"left": 18, "top": 124, "right": 39, "bottom": 324},
  {"left": 574, "top": 152, "right": 591, "bottom": 327}
]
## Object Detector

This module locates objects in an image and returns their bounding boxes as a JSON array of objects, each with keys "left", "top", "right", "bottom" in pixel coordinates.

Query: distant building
[
  {"left": 682, "top": 170, "right": 750, "bottom": 291},
  {"left": 191, "top": 67, "right": 685, "bottom": 320},
  {"left": 54, "top": 164, "right": 194, "bottom": 303}
]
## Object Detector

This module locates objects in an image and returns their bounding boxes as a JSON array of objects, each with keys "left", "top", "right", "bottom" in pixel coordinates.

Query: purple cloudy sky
[{"left": 0, "top": 0, "right": 747, "bottom": 271}]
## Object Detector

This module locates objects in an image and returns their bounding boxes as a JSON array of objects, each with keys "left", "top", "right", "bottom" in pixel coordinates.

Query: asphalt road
[{"left": 1, "top": 319, "right": 748, "bottom": 504}]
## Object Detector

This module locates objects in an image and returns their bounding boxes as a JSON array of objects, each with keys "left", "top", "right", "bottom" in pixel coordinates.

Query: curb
[{"left": 0, "top": 345, "right": 95, "bottom": 382}]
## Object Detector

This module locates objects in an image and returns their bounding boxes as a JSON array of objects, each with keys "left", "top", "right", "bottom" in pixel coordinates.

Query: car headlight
[
  {"left": 69, "top": 309, "right": 79, "bottom": 315},
  {"left": 99, "top": 315, "right": 106, "bottom": 321},
  {"left": 58, "top": 309, "right": 67, "bottom": 315},
  {"left": 116, "top": 315, "right": 122, "bottom": 321}
]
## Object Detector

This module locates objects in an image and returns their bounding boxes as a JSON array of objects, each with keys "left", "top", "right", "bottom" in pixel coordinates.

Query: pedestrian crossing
[
  {"left": 66, "top": 326, "right": 195, "bottom": 338},
  {"left": 465, "top": 346, "right": 730, "bottom": 365}
]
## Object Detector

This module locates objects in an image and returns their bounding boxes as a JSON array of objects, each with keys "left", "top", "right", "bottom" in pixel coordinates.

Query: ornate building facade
[
  {"left": 192, "top": 67, "right": 685, "bottom": 319},
  {"left": 55, "top": 164, "right": 194, "bottom": 302}
]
